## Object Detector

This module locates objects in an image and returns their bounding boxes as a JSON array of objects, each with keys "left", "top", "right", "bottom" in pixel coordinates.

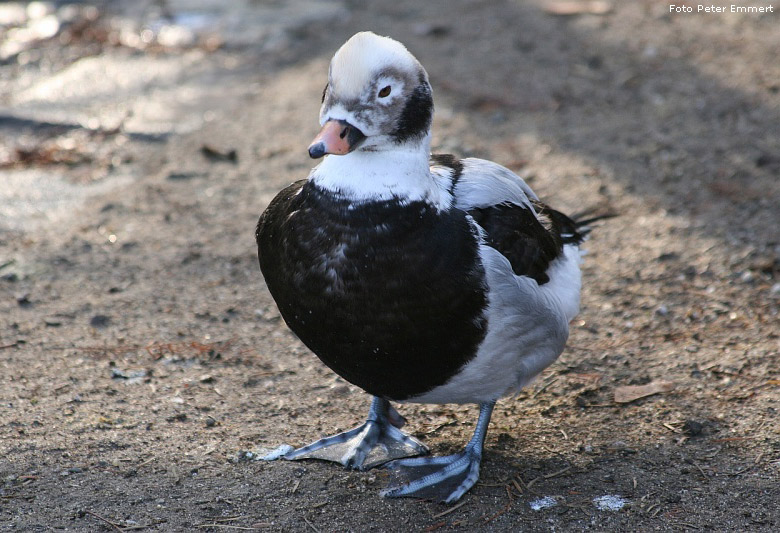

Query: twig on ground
[
  {"left": 483, "top": 501, "right": 513, "bottom": 523},
  {"left": 711, "top": 436, "right": 756, "bottom": 443},
  {"left": 195, "top": 525, "right": 265, "bottom": 530},
  {"left": 431, "top": 500, "right": 467, "bottom": 519},
  {"left": 137, "top": 456, "right": 156, "bottom": 468},
  {"left": 84, "top": 510, "right": 123, "bottom": 533},
  {"left": 514, "top": 474, "right": 538, "bottom": 495},
  {"left": 544, "top": 464, "right": 573, "bottom": 479},
  {"left": 303, "top": 516, "right": 321, "bottom": 533},
  {"left": 727, "top": 464, "right": 755, "bottom": 476},
  {"left": 477, "top": 481, "right": 517, "bottom": 523},
  {"left": 691, "top": 461, "right": 709, "bottom": 478},
  {"left": 532, "top": 377, "right": 558, "bottom": 398}
]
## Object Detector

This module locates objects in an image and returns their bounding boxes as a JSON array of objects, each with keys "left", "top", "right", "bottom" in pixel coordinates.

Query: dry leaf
[
  {"left": 543, "top": 1, "right": 613, "bottom": 16},
  {"left": 614, "top": 381, "right": 675, "bottom": 403}
]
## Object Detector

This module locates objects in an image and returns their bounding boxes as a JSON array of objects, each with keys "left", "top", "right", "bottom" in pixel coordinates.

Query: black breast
[{"left": 256, "top": 181, "right": 487, "bottom": 401}]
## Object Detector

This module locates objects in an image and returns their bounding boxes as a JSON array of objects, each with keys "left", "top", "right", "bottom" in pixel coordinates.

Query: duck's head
[{"left": 308, "top": 32, "right": 433, "bottom": 159}]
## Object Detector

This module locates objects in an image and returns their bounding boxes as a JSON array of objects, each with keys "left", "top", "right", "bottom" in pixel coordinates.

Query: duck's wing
[{"left": 430, "top": 155, "right": 585, "bottom": 285}]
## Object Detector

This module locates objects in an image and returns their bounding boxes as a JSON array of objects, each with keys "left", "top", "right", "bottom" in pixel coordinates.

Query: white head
[{"left": 308, "top": 32, "right": 434, "bottom": 159}]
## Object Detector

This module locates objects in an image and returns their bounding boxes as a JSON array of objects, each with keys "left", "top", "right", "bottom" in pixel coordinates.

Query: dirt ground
[{"left": 1, "top": 0, "right": 778, "bottom": 531}]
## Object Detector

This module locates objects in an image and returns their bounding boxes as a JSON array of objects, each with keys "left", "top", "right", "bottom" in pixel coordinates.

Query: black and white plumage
[{"left": 256, "top": 32, "right": 603, "bottom": 503}]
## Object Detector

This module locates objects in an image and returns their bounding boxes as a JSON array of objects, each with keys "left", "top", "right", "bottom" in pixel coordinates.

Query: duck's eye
[{"left": 378, "top": 85, "right": 392, "bottom": 98}]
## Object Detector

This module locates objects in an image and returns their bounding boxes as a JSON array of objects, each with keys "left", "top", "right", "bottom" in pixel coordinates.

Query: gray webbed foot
[
  {"left": 381, "top": 446, "right": 482, "bottom": 503},
  {"left": 381, "top": 401, "right": 495, "bottom": 503},
  {"left": 267, "top": 397, "right": 428, "bottom": 471}
]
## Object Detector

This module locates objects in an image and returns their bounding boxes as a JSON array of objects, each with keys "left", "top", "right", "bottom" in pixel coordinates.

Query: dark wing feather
[{"left": 468, "top": 202, "right": 563, "bottom": 284}]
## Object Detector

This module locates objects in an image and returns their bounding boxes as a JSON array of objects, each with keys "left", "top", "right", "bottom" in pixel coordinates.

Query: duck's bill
[{"left": 308, "top": 119, "right": 366, "bottom": 158}]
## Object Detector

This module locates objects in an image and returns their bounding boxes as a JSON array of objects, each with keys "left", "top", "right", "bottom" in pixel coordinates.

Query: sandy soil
[{"left": 1, "top": 1, "right": 778, "bottom": 531}]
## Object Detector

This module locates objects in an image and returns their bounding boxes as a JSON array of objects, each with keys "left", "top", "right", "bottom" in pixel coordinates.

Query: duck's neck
[{"left": 310, "top": 136, "right": 447, "bottom": 208}]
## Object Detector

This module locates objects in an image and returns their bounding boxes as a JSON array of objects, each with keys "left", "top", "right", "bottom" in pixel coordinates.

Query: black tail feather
[
  {"left": 533, "top": 201, "right": 617, "bottom": 245},
  {"left": 571, "top": 211, "right": 618, "bottom": 240},
  {"left": 572, "top": 210, "right": 619, "bottom": 228}
]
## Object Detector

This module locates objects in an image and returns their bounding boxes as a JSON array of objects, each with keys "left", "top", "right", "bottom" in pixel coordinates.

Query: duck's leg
[
  {"left": 381, "top": 401, "right": 495, "bottom": 504},
  {"left": 263, "top": 396, "right": 428, "bottom": 471}
]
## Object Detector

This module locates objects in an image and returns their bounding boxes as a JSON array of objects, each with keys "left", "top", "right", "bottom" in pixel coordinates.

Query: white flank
[
  {"left": 539, "top": 244, "right": 582, "bottom": 323},
  {"left": 409, "top": 244, "right": 573, "bottom": 404}
]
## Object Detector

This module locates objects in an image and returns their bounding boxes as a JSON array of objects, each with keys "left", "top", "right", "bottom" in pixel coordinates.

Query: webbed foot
[
  {"left": 381, "top": 401, "right": 495, "bottom": 503},
  {"left": 265, "top": 397, "right": 428, "bottom": 470}
]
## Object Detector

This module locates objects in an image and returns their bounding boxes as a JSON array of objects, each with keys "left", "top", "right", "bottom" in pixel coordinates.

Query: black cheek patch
[{"left": 391, "top": 81, "right": 433, "bottom": 144}]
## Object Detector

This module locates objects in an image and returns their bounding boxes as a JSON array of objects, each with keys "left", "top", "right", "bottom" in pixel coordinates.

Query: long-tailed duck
[{"left": 256, "top": 31, "right": 607, "bottom": 503}]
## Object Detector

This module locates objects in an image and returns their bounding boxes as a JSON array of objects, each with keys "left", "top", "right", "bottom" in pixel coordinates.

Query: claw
[{"left": 262, "top": 444, "right": 294, "bottom": 461}]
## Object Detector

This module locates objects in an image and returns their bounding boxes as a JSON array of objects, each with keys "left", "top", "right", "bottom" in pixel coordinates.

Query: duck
[{"left": 256, "top": 31, "right": 607, "bottom": 503}]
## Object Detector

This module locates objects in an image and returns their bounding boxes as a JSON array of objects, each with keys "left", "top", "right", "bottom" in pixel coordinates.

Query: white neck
[{"left": 310, "top": 137, "right": 449, "bottom": 208}]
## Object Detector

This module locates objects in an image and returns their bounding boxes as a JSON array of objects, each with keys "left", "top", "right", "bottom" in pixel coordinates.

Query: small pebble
[
  {"left": 580, "top": 444, "right": 596, "bottom": 454},
  {"left": 329, "top": 384, "right": 351, "bottom": 397},
  {"left": 234, "top": 450, "right": 255, "bottom": 462},
  {"left": 593, "top": 495, "right": 628, "bottom": 511},
  {"left": 90, "top": 314, "right": 111, "bottom": 328},
  {"left": 529, "top": 496, "right": 558, "bottom": 511},
  {"left": 683, "top": 420, "right": 704, "bottom": 436}
]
